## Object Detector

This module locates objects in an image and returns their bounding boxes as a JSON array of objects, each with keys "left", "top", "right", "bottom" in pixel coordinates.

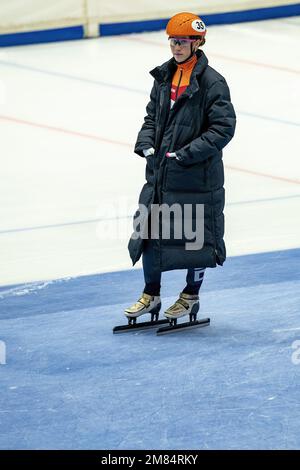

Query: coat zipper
[{"left": 175, "top": 69, "right": 183, "bottom": 100}]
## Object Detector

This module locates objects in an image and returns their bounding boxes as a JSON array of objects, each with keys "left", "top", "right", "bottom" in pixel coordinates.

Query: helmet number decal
[{"left": 191, "top": 20, "right": 206, "bottom": 32}]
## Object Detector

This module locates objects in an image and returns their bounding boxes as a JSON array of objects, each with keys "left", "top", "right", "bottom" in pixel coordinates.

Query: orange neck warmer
[{"left": 170, "top": 54, "right": 198, "bottom": 108}]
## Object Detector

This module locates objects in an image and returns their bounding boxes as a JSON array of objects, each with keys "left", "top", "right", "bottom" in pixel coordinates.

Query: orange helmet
[{"left": 166, "top": 12, "right": 206, "bottom": 38}]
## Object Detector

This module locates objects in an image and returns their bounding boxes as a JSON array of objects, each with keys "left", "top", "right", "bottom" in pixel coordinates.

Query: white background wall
[
  {"left": 91, "top": 0, "right": 297, "bottom": 22},
  {"left": 0, "top": 1, "right": 85, "bottom": 32},
  {"left": 0, "top": 0, "right": 297, "bottom": 34}
]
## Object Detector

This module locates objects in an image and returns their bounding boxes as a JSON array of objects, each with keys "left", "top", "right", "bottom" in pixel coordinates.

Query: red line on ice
[{"left": 1, "top": 114, "right": 299, "bottom": 185}]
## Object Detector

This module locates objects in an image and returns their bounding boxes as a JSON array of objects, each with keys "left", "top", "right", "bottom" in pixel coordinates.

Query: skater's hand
[
  {"left": 166, "top": 152, "right": 176, "bottom": 158},
  {"left": 166, "top": 152, "right": 183, "bottom": 162},
  {"left": 142, "top": 147, "right": 155, "bottom": 157}
]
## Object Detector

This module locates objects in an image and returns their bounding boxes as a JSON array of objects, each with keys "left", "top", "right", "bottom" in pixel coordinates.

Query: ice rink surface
[{"left": 0, "top": 17, "right": 300, "bottom": 449}]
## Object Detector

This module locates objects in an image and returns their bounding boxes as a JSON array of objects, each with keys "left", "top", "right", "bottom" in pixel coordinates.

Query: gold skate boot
[
  {"left": 113, "top": 293, "right": 167, "bottom": 333},
  {"left": 164, "top": 292, "right": 199, "bottom": 320},
  {"left": 124, "top": 292, "right": 161, "bottom": 319}
]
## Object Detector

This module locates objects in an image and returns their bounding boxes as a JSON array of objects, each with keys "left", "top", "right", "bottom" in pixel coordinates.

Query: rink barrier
[
  {"left": 0, "top": 3, "right": 300, "bottom": 47},
  {"left": 100, "top": 2, "right": 300, "bottom": 35},
  {"left": 0, "top": 25, "right": 84, "bottom": 47}
]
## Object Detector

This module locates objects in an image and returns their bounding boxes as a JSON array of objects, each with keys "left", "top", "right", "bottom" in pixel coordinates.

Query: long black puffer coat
[{"left": 128, "top": 49, "right": 236, "bottom": 271}]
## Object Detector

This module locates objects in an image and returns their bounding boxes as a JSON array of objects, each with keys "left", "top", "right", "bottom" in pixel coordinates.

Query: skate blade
[
  {"left": 156, "top": 318, "right": 210, "bottom": 336},
  {"left": 113, "top": 318, "right": 169, "bottom": 334}
]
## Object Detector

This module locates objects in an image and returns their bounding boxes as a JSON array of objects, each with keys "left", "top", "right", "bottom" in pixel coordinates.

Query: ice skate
[
  {"left": 164, "top": 292, "right": 199, "bottom": 321},
  {"left": 124, "top": 292, "right": 161, "bottom": 319},
  {"left": 113, "top": 293, "right": 168, "bottom": 333},
  {"left": 156, "top": 292, "right": 210, "bottom": 335}
]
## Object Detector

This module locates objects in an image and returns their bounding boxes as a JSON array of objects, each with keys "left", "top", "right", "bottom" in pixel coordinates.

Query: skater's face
[{"left": 169, "top": 36, "right": 201, "bottom": 62}]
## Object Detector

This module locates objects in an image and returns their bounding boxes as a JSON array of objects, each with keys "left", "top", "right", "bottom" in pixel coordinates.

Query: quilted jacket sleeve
[
  {"left": 134, "top": 80, "right": 158, "bottom": 158},
  {"left": 176, "top": 78, "right": 236, "bottom": 166}
]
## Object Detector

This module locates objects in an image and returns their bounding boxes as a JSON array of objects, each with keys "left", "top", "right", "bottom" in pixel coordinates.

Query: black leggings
[{"left": 142, "top": 239, "right": 205, "bottom": 296}]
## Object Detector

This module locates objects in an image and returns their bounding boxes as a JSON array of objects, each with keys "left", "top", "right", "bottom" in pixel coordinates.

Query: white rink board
[
  {"left": 0, "top": 1, "right": 85, "bottom": 33},
  {"left": 0, "top": 0, "right": 298, "bottom": 34},
  {"left": 92, "top": 0, "right": 299, "bottom": 22}
]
